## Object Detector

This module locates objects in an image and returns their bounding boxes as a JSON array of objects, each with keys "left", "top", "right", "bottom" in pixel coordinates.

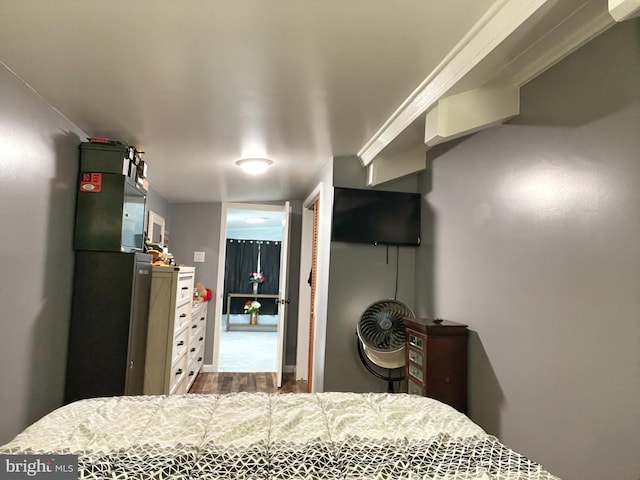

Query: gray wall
[
  {"left": 0, "top": 63, "right": 86, "bottom": 443},
  {"left": 145, "top": 186, "right": 170, "bottom": 235},
  {"left": 169, "top": 203, "right": 222, "bottom": 363},
  {"left": 323, "top": 156, "right": 419, "bottom": 392},
  {"left": 417, "top": 20, "right": 640, "bottom": 480}
]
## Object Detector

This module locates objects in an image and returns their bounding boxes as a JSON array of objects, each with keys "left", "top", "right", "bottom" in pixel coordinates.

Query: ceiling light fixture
[
  {"left": 235, "top": 157, "right": 273, "bottom": 175},
  {"left": 245, "top": 217, "right": 267, "bottom": 224}
]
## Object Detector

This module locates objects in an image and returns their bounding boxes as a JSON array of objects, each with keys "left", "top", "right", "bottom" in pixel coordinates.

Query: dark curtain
[{"left": 223, "top": 239, "right": 281, "bottom": 315}]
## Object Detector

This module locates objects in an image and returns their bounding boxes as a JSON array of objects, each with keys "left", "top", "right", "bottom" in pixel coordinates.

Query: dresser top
[
  {"left": 151, "top": 265, "right": 196, "bottom": 273},
  {"left": 403, "top": 317, "right": 468, "bottom": 335}
]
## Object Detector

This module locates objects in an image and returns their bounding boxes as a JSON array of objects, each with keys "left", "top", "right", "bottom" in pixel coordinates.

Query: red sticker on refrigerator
[{"left": 80, "top": 172, "right": 102, "bottom": 192}]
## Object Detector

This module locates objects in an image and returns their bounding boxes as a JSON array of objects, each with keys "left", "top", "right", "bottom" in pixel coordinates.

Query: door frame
[
  {"left": 210, "top": 202, "right": 290, "bottom": 379},
  {"left": 295, "top": 183, "right": 323, "bottom": 390}
]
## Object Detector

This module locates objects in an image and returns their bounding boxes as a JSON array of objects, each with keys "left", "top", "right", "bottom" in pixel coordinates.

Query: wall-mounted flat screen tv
[{"left": 331, "top": 187, "right": 421, "bottom": 246}]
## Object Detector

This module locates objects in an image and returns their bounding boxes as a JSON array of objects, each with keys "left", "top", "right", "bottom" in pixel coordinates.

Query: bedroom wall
[
  {"left": 168, "top": 203, "right": 222, "bottom": 364},
  {"left": 323, "top": 156, "right": 419, "bottom": 393},
  {"left": 145, "top": 187, "right": 171, "bottom": 235},
  {"left": 0, "top": 63, "right": 86, "bottom": 443},
  {"left": 416, "top": 19, "right": 640, "bottom": 480}
]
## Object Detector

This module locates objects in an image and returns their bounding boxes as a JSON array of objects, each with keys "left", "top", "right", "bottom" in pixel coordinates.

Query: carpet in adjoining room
[{"left": 218, "top": 314, "right": 278, "bottom": 372}]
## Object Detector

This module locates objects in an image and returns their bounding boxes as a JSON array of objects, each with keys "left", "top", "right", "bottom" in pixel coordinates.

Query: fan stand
[{"left": 356, "top": 335, "right": 404, "bottom": 393}]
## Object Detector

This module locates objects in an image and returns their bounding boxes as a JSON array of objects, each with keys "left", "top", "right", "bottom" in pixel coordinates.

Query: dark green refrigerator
[
  {"left": 65, "top": 141, "right": 151, "bottom": 403},
  {"left": 64, "top": 251, "right": 151, "bottom": 403}
]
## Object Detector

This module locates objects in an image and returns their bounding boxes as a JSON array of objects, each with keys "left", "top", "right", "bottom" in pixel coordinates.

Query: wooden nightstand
[{"left": 403, "top": 317, "right": 468, "bottom": 413}]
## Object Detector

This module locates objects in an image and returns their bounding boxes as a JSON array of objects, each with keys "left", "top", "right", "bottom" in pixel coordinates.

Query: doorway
[
  {"left": 295, "top": 184, "right": 323, "bottom": 392},
  {"left": 212, "top": 202, "right": 290, "bottom": 386}
]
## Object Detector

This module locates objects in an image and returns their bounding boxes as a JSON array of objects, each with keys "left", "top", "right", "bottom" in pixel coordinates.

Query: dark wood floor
[{"left": 189, "top": 372, "right": 307, "bottom": 394}]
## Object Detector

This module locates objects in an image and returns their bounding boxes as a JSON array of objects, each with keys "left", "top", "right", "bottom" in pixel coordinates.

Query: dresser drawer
[
  {"left": 189, "top": 339, "right": 204, "bottom": 362},
  {"left": 176, "top": 273, "right": 194, "bottom": 303},
  {"left": 172, "top": 376, "right": 187, "bottom": 395},
  {"left": 189, "top": 319, "right": 202, "bottom": 339},
  {"left": 169, "top": 350, "right": 187, "bottom": 393},
  {"left": 188, "top": 354, "right": 203, "bottom": 379},
  {"left": 194, "top": 332, "right": 205, "bottom": 351},
  {"left": 189, "top": 323, "right": 204, "bottom": 343},
  {"left": 188, "top": 345, "right": 198, "bottom": 364},
  {"left": 174, "top": 302, "right": 191, "bottom": 329},
  {"left": 192, "top": 302, "right": 207, "bottom": 320},
  {"left": 172, "top": 327, "right": 188, "bottom": 364}
]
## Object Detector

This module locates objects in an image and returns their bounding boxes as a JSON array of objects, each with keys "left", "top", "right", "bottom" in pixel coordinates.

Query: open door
[{"left": 276, "top": 201, "right": 291, "bottom": 387}]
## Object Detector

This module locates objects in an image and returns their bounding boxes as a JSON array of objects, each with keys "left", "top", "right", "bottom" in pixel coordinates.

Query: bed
[{"left": 0, "top": 392, "right": 559, "bottom": 479}]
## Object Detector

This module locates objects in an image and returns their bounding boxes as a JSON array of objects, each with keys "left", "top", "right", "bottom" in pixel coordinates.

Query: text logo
[{"left": 0, "top": 455, "right": 77, "bottom": 479}]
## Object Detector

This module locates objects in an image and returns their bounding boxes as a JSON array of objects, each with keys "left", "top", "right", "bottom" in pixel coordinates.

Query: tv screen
[{"left": 331, "top": 187, "right": 421, "bottom": 246}]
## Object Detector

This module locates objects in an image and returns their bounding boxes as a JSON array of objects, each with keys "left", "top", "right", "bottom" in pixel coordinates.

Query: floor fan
[{"left": 356, "top": 299, "right": 415, "bottom": 393}]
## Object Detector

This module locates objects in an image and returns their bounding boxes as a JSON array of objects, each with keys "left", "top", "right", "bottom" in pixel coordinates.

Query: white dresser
[{"left": 144, "top": 265, "right": 198, "bottom": 395}]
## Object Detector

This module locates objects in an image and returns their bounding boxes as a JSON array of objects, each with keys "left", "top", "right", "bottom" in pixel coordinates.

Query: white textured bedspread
[{"left": 0, "top": 392, "right": 560, "bottom": 479}]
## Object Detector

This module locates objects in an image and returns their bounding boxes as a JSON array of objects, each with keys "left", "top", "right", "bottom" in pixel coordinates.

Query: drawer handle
[
  {"left": 409, "top": 334, "right": 423, "bottom": 350},
  {"left": 192, "top": 324, "right": 197, "bottom": 329},
  {"left": 199, "top": 337, "right": 203, "bottom": 341},
  {"left": 197, "top": 357, "right": 202, "bottom": 362},
  {"left": 180, "top": 313, "right": 187, "bottom": 318},
  {"left": 175, "top": 369, "right": 183, "bottom": 376},
  {"left": 190, "top": 347, "right": 196, "bottom": 352},
  {"left": 177, "top": 340, "right": 184, "bottom": 346},
  {"left": 189, "top": 371, "right": 195, "bottom": 377},
  {"left": 200, "top": 317, "right": 205, "bottom": 321},
  {"left": 181, "top": 287, "right": 188, "bottom": 290}
]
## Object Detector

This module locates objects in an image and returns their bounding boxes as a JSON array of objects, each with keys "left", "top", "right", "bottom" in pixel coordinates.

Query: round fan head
[{"left": 356, "top": 299, "right": 414, "bottom": 369}]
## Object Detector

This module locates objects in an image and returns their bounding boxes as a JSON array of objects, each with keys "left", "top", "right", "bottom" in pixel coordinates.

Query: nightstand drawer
[
  {"left": 408, "top": 363, "right": 424, "bottom": 382},
  {"left": 407, "top": 378, "right": 423, "bottom": 396},
  {"left": 408, "top": 333, "right": 424, "bottom": 351},
  {"left": 408, "top": 349, "right": 423, "bottom": 365}
]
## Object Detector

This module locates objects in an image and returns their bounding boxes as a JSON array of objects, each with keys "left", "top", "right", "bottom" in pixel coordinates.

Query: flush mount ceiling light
[
  {"left": 234, "top": 157, "right": 273, "bottom": 175},
  {"left": 245, "top": 217, "right": 267, "bottom": 224}
]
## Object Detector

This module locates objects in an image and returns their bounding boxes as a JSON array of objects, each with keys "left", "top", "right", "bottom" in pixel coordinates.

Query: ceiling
[{"left": 0, "top": 1, "right": 622, "bottom": 204}]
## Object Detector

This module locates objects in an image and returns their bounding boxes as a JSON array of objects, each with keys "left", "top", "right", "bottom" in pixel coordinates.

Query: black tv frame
[{"left": 331, "top": 187, "right": 421, "bottom": 247}]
